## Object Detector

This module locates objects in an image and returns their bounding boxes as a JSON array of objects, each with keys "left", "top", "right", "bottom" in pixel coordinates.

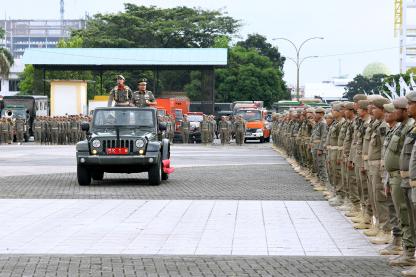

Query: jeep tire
[
  {"left": 91, "top": 170, "right": 104, "bottom": 181},
  {"left": 77, "top": 165, "right": 91, "bottom": 186},
  {"left": 148, "top": 159, "right": 161, "bottom": 186}
]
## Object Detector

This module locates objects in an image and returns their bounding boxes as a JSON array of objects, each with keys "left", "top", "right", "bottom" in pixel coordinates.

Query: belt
[
  {"left": 313, "top": 140, "right": 321, "bottom": 143},
  {"left": 71, "top": 128, "right": 78, "bottom": 130},
  {"left": 401, "top": 171, "right": 410, "bottom": 178},
  {"left": 388, "top": 170, "right": 401, "bottom": 177},
  {"left": 410, "top": 180, "right": 416, "bottom": 188},
  {"left": 368, "top": 160, "right": 381, "bottom": 166},
  {"left": 51, "top": 128, "right": 58, "bottom": 130}
]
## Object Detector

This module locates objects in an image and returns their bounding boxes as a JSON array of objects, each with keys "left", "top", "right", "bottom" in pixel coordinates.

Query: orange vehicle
[
  {"left": 156, "top": 97, "right": 190, "bottom": 131},
  {"left": 232, "top": 101, "right": 271, "bottom": 143}
]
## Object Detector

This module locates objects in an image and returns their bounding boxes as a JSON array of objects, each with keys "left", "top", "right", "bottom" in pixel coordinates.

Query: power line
[{"left": 316, "top": 45, "right": 407, "bottom": 58}]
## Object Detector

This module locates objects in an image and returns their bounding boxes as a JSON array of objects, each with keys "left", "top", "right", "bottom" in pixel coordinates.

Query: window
[{"left": 8, "top": 80, "right": 20, "bottom": 92}]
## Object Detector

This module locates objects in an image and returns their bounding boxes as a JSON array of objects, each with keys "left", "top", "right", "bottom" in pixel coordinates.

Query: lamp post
[{"left": 273, "top": 37, "right": 323, "bottom": 100}]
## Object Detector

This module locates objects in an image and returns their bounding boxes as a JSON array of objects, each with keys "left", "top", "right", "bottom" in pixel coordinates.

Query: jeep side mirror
[{"left": 81, "top": 122, "right": 90, "bottom": 132}]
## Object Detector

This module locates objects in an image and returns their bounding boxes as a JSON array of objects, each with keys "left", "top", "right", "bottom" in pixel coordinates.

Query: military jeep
[{"left": 76, "top": 107, "right": 174, "bottom": 186}]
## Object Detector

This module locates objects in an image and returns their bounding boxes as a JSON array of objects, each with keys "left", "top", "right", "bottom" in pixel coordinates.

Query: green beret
[
  {"left": 406, "top": 91, "right": 416, "bottom": 103},
  {"left": 353, "top": 94, "right": 367, "bottom": 102},
  {"left": 138, "top": 78, "right": 148, "bottom": 84},
  {"left": 372, "top": 97, "right": 390, "bottom": 109},
  {"left": 393, "top": 96, "right": 408, "bottom": 109},
  {"left": 383, "top": 103, "right": 396, "bottom": 113},
  {"left": 357, "top": 100, "right": 369, "bottom": 110}
]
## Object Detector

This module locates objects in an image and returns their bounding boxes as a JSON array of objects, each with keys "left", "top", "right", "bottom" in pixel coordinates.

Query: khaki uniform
[
  {"left": 131, "top": 90, "right": 155, "bottom": 107},
  {"left": 368, "top": 119, "right": 390, "bottom": 232},
  {"left": 181, "top": 119, "right": 190, "bottom": 144},
  {"left": 108, "top": 85, "right": 132, "bottom": 107}
]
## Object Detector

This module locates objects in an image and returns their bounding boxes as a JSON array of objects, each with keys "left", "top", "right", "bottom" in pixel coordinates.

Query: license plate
[{"left": 106, "top": 148, "right": 128, "bottom": 155}]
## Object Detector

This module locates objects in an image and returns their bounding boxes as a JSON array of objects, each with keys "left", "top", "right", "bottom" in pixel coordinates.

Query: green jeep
[{"left": 76, "top": 107, "right": 174, "bottom": 186}]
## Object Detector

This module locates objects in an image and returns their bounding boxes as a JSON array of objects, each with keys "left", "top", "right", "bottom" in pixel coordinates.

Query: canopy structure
[{"left": 22, "top": 48, "right": 228, "bottom": 114}]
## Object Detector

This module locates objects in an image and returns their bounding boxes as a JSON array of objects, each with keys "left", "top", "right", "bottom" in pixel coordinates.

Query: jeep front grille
[{"left": 102, "top": 139, "right": 134, "bottom": 153}]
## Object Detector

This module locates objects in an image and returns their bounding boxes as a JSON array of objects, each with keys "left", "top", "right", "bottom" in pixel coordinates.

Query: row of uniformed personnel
[
  {"left": 32, "top": 115, "right": 91, "bottom": 145},
  {"left": 178, "top": 114, "right": 246, "bottom": 145},
  {"left": 0, "top": 117, "right": 26, "bottom": 144},
  {"left": 271, "top": 92, "right": 416, "bottom": 276}
]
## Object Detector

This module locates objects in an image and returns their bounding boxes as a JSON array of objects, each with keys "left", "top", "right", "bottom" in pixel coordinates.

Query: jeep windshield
[
  {"left": 93, "top": 109, "right": 155, "bottom": 128},
  {"left": 237, "top": 110, "right": 262, "bottom": 122}
]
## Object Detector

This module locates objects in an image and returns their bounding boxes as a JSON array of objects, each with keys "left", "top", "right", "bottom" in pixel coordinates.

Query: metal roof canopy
[
  {"left": 22, "top": 48, "right": 227, "bottom": 115},
  {"left": 23, "top": 48, "right": 228, "bottom": 70}
]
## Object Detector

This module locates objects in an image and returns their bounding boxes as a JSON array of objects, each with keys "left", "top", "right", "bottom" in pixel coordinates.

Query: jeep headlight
[
  {"left": 92, "top": 139, "right": 101, "bottom": 148},
  {"left": 135, "top": 138, "right": 146, "bottom": 148}
]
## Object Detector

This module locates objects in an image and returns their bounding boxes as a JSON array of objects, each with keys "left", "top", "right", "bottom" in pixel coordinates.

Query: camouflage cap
[
  {"left": 315, "top": 107, "right": 325, "bottom": 113},
  {"left": 367, "top": 94, "right": 383, "bottom": 103},
  {"left": 353, "top": 94, "right": 367, "bottom": 102},
  {"left": 305, "top": 108, "right": 315, "bottom": 113},
  {"left": 117, "top": 75, "right": 125, "bottom": 80},
  {"left": 393, "top": 96, "right": 408, "bottom": 109},
  {"left": 357, "top": 100, "right": 369, "bottom": 110},
  {"left": 406, "top": 91, "right": 416, "bottom": 103},
  {"left": 344, "top": 102, "right": 355, "bottom": 110},
  {"left": 383, "top": 103, "right": 396, "bottom": 113},
  {"left": 372, "top": 97, "right": 390, "bottom": 109}
]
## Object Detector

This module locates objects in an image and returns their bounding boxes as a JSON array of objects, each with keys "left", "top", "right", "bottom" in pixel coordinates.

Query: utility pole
[{"left": 273, "top": 37, "right": 324, "bottom": 100}]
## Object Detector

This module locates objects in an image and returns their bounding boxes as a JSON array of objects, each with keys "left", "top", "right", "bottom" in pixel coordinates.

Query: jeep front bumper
[{"left": 77, "top": 152, "right": 159, "bottom": 166}]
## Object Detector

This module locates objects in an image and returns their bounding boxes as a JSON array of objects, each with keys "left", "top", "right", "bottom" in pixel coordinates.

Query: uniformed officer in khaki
[
  {"left": 131, "top": 78, "right": 156, "bottom": 107},
  {"left": 234, "top": 115, "right": 246, "bottom": 146},
  {"left": 107, "top": 75, "right": 133, "bottom": 107},
  {"left": 181, "top": 115, "right": 190, "bottom": 144}
]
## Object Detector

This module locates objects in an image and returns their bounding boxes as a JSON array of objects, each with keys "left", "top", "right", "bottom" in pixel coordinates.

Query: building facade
[{"left": 0, "top": 19, "right": 86, "bottom": 96}]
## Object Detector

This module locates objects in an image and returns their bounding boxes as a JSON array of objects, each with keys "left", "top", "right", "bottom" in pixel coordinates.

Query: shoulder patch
[{"left": 379, "top": 127, "right": 387, "bottom": 136}]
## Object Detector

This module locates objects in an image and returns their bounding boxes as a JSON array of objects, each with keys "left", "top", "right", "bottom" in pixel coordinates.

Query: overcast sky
[{"left": 1, "top": 0, "right": 401, "bottom": 86}]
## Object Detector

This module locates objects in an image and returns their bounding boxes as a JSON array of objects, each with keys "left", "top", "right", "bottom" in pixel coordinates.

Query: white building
[
  {"left": 304, "top": 77, "right": 352, "bottom": 102},
  {"left": 0, "top": 59, "right": 25, "bottom": 97}
]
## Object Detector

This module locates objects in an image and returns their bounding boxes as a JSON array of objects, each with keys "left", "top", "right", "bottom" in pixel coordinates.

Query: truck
[
  {"left": 1, "top": 95, "right": 49, "bottom": 137},
  {"left": 76, "top": 107, "right": 174, "bottom": 186},
  {"left": 232, "top": 101, "right": 271, "bottom": 143}
]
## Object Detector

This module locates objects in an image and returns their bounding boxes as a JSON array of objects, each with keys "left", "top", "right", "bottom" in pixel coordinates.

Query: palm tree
[{"left": 0, "top": 27, "right": 14, "bottom": 79}]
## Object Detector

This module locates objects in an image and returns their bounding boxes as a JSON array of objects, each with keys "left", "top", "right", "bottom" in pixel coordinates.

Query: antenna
[{"left": 60, "top": 0, "right": 64, "bottom": 21}]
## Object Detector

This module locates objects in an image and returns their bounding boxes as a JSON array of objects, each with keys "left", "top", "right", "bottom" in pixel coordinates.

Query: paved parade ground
[{"left": 0, "top": 143, "right": 402, "bottom": 276}]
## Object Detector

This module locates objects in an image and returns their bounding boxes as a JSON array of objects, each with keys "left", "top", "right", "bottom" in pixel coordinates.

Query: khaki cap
[
  {"left": 393, "top": 96, "right": 408, "bottom": 109},
  {"left": 315, "top": 107, "right": 325, "bottom": 113},
  {"left": 357, "top": 100, "right": 369, "bottom": 110},
  {"left": 306, "top": 108, "right": 315, "bottom": 113},
  {"left": 406, "top": 91, "right": 416, "bottom": 102},
  {"left": 344, "top": 102, "right": 355, "bottom": 110},
  {"left": 372, "top": 97, "right": 390, "bottom": 109},
  {"left": 332, "top": 103, "right": 342, "bottom": 112},
  {"left": 383, "top": 103, "right": 396, "bottom": 113},
  {"left": 353, "top": 94, "right": 367, "bottom": 102}
]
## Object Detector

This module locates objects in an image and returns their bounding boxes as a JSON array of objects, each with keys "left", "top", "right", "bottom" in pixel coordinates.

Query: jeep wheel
[
  {"left": 91, "top": 170, "right": 104, "bottom": 181},
  {"left": 148, "top": 159, "right": 161, "bottom": 186},
  {"left": 77, "top": 165, "right": 91, "bottom": 186}
]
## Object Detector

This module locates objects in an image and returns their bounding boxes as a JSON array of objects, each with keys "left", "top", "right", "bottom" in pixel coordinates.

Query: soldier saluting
[
  {"left": 107, "top": 75, "right": 132, "bottom": 107},
  {"left": 131, "top": 78, "right": 156, "bottom": 107}
]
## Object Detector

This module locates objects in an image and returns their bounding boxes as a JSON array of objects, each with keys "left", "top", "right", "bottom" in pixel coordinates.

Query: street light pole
[{"left": 273, "top": 37, "right": 323, "bottom": 101}]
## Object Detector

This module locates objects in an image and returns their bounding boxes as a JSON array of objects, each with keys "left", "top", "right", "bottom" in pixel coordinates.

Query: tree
[
  {"left": 344, "top": 74, "right": 386, "bottom": 100},
  {"left": 0, "top": 27, "right": 14, "bottom": 78},
  {"left": 73, "top": 4, "right": 241, "bottom": 48},
  {"left": 186, "top": 46, "right": 289, "bottom": 107},
  {"left": 236, "top": 34, "right": 285, "bottom": 70}
]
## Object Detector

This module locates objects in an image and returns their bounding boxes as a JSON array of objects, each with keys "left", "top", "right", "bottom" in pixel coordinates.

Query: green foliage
[
  {"left": 344, "top": 74, "right": 387, "bottom": 100},
  {"left": 0, "top": 27, "right": 14, "bottom": 78},
  {"left": 185, "top": 46, "right": 289, "bottom": 107},
  {"left": 0, "top": 27, "right": 4, "bottom": 39},
  {"left": 236, "top": 34, "right": 285, "bottom": 70},
  {"left": 73, "top": 4, "right": 241, "bottom": 48}
]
